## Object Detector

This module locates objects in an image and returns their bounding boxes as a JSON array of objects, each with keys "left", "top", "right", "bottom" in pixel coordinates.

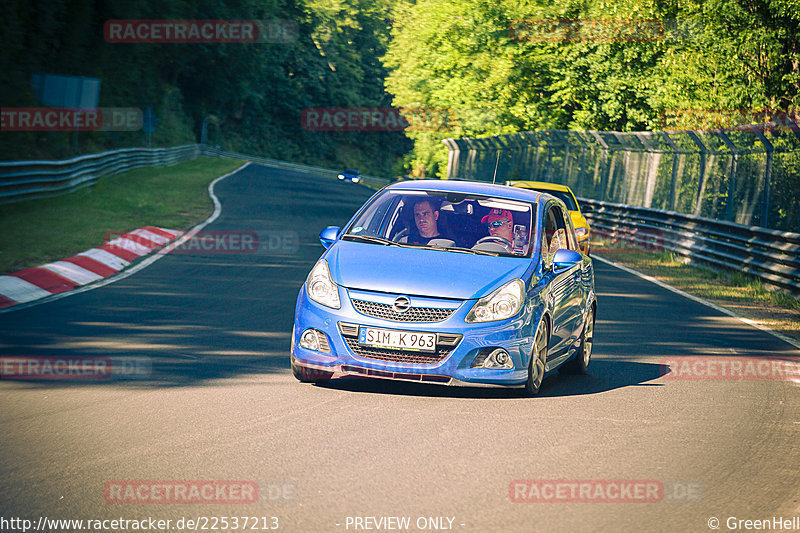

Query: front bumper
[{"left": 291, "top": 285, "right": 536, "bottom": 388}]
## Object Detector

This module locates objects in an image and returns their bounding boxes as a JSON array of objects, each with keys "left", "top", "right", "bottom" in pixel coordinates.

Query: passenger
[{"left": 481, "top": 208, "right": 514, "bottom": 246}]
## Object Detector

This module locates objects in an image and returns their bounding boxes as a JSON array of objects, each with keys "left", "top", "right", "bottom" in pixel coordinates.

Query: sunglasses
[{"left": 486, "top": 219, "right": 511, "bottom": 228}]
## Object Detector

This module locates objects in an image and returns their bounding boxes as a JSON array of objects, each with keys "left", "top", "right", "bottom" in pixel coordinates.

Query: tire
[
  {"left": 525, "top": 320, "right": 549, "bottom": 396},
  {"left": 562, "top": 306, "right": 594, "bottom": 375},
  {"left": 291, "top": 359, "right": 333, "bottom": 383}
]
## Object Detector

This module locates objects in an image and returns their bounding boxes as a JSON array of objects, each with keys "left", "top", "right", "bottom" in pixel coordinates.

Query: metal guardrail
[
  {"left": 0, "top": 145, "right": 391, "bottom": 205},
  {"left": 580, "top": 197, "right": 800, "bottom": 292},
  {"left": 1, "top": 143, "right": 795, "bottom": 291},
  {"left": 0, "top": 145, "right": 201, "bottom": 205}
]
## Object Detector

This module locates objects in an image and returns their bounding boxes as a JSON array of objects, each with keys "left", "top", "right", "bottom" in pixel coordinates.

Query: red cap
[{"left": 481, "top": 208, "right": 513, "bottom": 224}]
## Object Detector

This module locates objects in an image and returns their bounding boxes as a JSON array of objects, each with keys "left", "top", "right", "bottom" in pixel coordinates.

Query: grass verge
[
  {"left": 594, "top": 240, "right": 800, "bottom": 343},
  {"left": 0, "top": 157, "right": 244, "bottom": 274}
]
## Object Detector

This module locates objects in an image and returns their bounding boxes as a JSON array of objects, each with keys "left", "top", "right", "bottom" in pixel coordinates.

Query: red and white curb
[{"left": 0, "top": 226, "right": 183, "bottom": 309}]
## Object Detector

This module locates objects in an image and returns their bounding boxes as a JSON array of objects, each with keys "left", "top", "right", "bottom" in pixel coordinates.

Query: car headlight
[
  {"left": 306, "top": 259, "right": 340, "bottom": 309},
  {"left": 574, "top": 226, "right": 588, "bottom": 237},
  {"left": 466, "top": 279, "right": 524, "bottom": 323}
]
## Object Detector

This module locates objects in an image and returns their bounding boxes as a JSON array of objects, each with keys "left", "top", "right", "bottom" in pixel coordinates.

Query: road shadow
[
  {"left": 2, "top": 165, "right": 797, "bottom": 390},
  {"left": 310, "top": 359, "right": 665, "bottom": 399}
]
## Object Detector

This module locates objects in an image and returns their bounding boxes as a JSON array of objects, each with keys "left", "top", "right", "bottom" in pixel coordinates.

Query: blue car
[
  {"left": 337, "top": 168, "right": 361, "bottom": 183},
  {"left": 291, "top": 180, "right": 596, "bottom": 395}
]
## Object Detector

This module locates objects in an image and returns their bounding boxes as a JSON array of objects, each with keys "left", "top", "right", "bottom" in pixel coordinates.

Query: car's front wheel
[{"left": 525, "top": 320, "right": 549, "bottom": 396}]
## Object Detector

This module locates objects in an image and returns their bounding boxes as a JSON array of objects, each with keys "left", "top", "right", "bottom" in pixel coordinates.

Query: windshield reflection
[{"left": 345, "top": 190, "right": 535, "bottom": 257}]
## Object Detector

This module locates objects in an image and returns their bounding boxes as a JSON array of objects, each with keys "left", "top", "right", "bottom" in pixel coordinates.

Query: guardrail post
[
  {"left": 686, "top": 131, "right": 708, "bottom": 216},
  {"left": 519, "top": 133, "right": 536, "bottom": 179},
  {"left": 530, "top": 132, "right": 543, "bottom": 179},
  {"left": 659, "top": 132, "right": 680, "bottom": 211},
  {"left": 604, "top": 151, "right": 617, "bottom": 202},
  {"left": 442, "top": 138, "right": 461, "bottom": 179},
  {"left": 717, "top": 131, "right": 739, "bottom": 222},
  {"left": 571, "top": 132, "right": 591, "bottom": 198},
  {"left": 544, "top": 140, "right": 554, "bottom": 178},
  {"left": 464, "top": 138, "right": 479, "bottom": 180},
  {"left": 588, "top": 132, "right": 609, "bottom": 201},
  {"left": 578, "top": 146, "right": 588, "bottom": 197},
  {"left": 560, "top": 132, "right": 571, "bottom": 180},
  {"left": 752, "top": 129, "right": 773, "bottom": 228}
]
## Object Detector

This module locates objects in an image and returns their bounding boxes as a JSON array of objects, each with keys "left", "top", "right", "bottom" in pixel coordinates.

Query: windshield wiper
[
  {"left": 342, "top": 234, "right": 397, "bottom": 246},
  {"left": 444, "top": 246, "right": 499, "bottom": 256}
]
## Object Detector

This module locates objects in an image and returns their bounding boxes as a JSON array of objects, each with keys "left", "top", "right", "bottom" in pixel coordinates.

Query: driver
[
  {"left": 402, "top": 198, "right": 449, "bottom": 245},
  {"left": 481, "top": 208, "right": 514, "bottom": 247}
]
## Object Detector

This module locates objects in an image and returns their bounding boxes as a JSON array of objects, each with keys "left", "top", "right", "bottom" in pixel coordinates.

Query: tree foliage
[
  {"left": 383, "top": 0, "right": 800, "bottom": 177},
  {"left": 1, "top": 0, "right": 410, "bottom": 175}
]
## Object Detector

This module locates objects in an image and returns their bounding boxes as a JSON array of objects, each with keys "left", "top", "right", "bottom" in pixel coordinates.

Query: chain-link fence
[{"left": 443, "top": 127, "right": 800, "bottom": 232}]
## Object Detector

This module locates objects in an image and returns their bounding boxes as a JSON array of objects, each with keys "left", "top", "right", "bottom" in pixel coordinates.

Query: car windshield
[{"left": 343, "top": 189, "right": 536, "bottom": 257}]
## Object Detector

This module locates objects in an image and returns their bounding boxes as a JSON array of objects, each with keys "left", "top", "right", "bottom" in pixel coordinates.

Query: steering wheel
[
  {"left": 474, "top": 235, "right": 512, "bottom": 249},
  {"left": 392, "top": 228, "right": 409, "bottom": 242}
]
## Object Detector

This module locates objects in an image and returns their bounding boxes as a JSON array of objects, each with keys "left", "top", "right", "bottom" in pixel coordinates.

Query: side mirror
[
  {"left": 580, "top": 203, "right": 594, "bottom": 213},
  {"left": 552, "top": 248, "right": 582, "bottom": 272},
  {"left": 319, "top": 226, "right": 341, "bottom": 249}
]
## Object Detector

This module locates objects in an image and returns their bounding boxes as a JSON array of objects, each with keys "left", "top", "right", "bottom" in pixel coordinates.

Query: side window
[
  {"left": 549, "top": 206, "right": 568, "bottom": 253},
  {"left": 558, "top": 207, "right": 580, "bottom": 252},
  {"left": 552, "top": 208, "right": 566, "bottom": 254},
  {"left": 542, "top": 204, "right": 578, "bottom": 264},
  {"left": 542, "top": 206, "right": 559, "bottom": 266}
]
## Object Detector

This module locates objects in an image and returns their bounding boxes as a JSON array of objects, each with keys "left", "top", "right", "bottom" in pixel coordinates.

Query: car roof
[
  {"left": 506, "top": 180, "right": 574, "bottom": 194},
  {"left": 386, "top": 179, "right": 545, "bottom": 204}
]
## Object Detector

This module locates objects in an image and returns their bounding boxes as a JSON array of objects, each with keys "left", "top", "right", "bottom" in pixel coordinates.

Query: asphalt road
[{"left": 1, "top": 164, "right": 799, "bottom": 533}]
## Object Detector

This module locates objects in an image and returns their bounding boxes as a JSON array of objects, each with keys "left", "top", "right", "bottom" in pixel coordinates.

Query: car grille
[
  {"left": 351, "top": 299, "right": 456, "bottom": 322},
  {"left": 343, "top": 336, "right": 453, "bottom": 364}
]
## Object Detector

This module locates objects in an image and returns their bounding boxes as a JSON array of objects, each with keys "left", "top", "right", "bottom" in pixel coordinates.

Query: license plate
[{"left": 358, "top": 327, "right": 436, "bottom": 352}]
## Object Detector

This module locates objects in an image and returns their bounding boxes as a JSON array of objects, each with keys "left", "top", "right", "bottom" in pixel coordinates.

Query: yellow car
[{"left": 506, "top": 181, "right": 592, "bottom": 254}]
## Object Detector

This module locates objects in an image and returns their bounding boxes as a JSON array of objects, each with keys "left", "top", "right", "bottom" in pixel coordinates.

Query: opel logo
[{"left": 393, "top": 296, "right": 411, "bottom": 313}]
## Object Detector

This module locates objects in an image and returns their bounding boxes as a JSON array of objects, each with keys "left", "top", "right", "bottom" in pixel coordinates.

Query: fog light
[
  {"left": 299, "top": 329, "right": 330, "bottom": 353},
  {"left": 472, "top": 348, "right": 513, "bottom": 369},
  {"left": 491, "top": 349, "right": 511, "bottom": 367}
]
